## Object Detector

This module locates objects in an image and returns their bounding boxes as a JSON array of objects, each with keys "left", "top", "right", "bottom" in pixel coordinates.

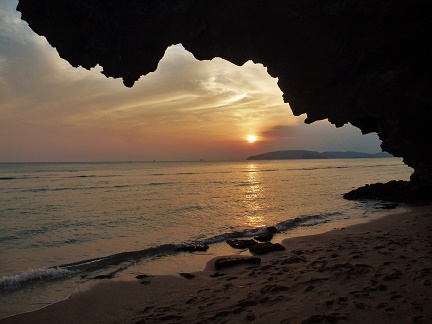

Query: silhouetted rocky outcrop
[
  {"left": 254, "top": 233, "right": 274, "bottom": 242},
  {"left": 344, "top": 180, "right": 432, "bottom": 203},
  {"left": 249, "top": 242, "right": 286, "bottom": 255},
  {"left": 247, "top": 150, "right": 392, "bottom": 160},
  {"left": 226, "top": 239, "right": 257, "bottom": 249},
  {"left": 248, "top": 150, "right": 326, "bottom": 160},
  {"left": 17, "top": 0, "right": 432, "bottom": 200}
]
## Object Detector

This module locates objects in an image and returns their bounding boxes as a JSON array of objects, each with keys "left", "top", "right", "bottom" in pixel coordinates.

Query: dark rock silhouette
[
  {"left": 253, "top": 232, "right": 274, "bottom": 242},
  {"left": 135, "top": 274, "right": 150, "bottom": 280},
  {"left": 248, "top": 150, "right": 327, "bottom": 160},
  {"left": 179, "top": 272, "right": 195, "bottom": 279},
  {"left": 92, "top": 274, "right": 113, "bottom": 280},
  {"left": 226, "top": 239, "right": 257, "bottom": 249},
  {"left": 249, "top": 242, "right": 286, "bottom": 255},
  {"left": 247, "top": 150, "right": 392, "bottom": 160},
  {"left": 176, "top": 243, "right": 209, "bottom": 252},
  {"left": 17, "top": 1, "right": 432, "bottom": 198},
  {"left": 267, "top": 226, "right": 280, "bottom": 234},
  {"left": 344, "top": 180, "right": 432, "bottom": 203}
]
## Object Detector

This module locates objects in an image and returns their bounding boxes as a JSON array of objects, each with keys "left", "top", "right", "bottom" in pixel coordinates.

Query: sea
[{"left": 0, "top": 158, "right": 412, "bottom": 318}]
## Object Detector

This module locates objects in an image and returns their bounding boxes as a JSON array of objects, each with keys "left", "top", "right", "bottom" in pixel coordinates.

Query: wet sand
[{"left": 2, "top": 205, "right": 432, "bottom": 323}]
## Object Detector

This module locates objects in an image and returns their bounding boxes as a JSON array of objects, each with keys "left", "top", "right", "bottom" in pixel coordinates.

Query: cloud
[
  {"left": 0, "top": 18, "right": 293, "bottom": 138},
  {"left": 261, "top": 125, "right": 297, "bottom": 139},
  {"left": 255, "top": 120, "right": 383, "bottom": 154}
]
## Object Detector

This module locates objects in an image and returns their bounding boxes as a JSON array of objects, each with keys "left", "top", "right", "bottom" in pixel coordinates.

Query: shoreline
[
  {"left": 2, "top": 204, "right": 432, "bottom": 323},
  {"left": 0, "top": 204, "right": 407, "bottom": 320}
]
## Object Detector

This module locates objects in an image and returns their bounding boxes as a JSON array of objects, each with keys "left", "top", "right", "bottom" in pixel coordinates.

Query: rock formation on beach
[
  {"left": 16, "top": 0, "right": 432, "bottom": 200},
  {"left": 4, "top": 207, "right": 432, "bottom": 323}
]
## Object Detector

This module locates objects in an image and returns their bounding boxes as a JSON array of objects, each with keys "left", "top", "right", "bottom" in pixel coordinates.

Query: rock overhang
[{"left": 16, "top": 0, "right": 432, "bottom": 198}]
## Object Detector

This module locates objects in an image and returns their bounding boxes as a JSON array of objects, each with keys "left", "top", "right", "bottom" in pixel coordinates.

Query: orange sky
[{"left": 0, "top": 1, "right": 382, "bottom": 162}]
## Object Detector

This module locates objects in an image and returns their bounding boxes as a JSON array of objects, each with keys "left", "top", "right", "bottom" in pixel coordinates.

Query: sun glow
[{"left": 247, "top": 135, "right": 257, "bottom": 143}]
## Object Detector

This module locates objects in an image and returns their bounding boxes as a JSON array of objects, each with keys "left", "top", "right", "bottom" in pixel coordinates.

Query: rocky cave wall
[{"left": 17, "top": 0, "right": 432, "bottom": 194}]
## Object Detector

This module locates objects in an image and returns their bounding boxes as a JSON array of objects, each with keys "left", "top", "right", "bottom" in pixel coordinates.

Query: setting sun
[{"left": 247, "top": 135, "right": 257, "bottom": 143}]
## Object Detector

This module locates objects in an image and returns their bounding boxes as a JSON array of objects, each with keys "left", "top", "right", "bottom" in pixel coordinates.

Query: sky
[{"left": 0, "top": 1, "right": 383, "bottom": 162}]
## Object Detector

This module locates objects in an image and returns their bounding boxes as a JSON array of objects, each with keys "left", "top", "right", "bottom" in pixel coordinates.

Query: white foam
[{"left": 0, "top": 267, "right": 73, "bottom": 289}]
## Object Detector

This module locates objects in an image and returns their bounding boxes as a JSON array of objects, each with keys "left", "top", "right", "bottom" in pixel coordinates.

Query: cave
[{"left": 16, "top": 0, "right": 432, "bottom": 201}]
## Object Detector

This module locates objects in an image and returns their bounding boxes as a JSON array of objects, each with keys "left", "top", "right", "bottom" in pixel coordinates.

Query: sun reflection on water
[{"left": 242, "top": 163, "right": 266, "bottom": 227}]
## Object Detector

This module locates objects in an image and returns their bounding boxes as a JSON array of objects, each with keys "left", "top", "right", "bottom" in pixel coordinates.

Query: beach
[
  {"left": 3, "top": 205, "right": 431, "bottom": 323},
  {"left": 3, "top": 1, "right": 431, "bottom": 322}
]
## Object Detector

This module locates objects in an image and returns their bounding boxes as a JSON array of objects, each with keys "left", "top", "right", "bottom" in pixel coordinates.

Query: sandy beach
[{"left": 2, "top": 205, "right": 432, "bottom": 323}]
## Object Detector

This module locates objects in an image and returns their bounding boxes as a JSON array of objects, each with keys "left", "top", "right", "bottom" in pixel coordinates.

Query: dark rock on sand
[
  {"left": 343, "top": 180, "right": 432, "bottom": 203},
  {"left": 249, "top": 242, "right": 286, "bottom": 255},
  {"left": 176, "top": 243, "right": 209, "bottom": 252},
  {"left": 214, "top": 257, "right": 261, "bottom": 270},
  {"left": 135, "top": 274, "right": 150, "bottom": 279},
  {"left": 254, "top": 232, "right": 274, "bottom": 242},
  {"left": 179, "top": 273, "right": 195, "bottom": 279},
  {"left": 92, "top": 274, "right": 113, "bottom": 280},
  {"left": 267, "top": 226, "right": 280, "bottom": 234},
  {"left": 226, "top": 239, "right": 256, "bottom": 249}
]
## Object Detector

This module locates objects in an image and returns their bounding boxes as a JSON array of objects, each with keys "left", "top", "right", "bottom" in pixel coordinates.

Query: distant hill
[{"left": 247, "top": 150, "right": 393, "bottom": 160}]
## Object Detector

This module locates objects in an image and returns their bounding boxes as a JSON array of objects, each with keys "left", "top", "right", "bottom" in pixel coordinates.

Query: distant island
[{"left": 247, "top": 150, "right": 393, "bottom": 160}]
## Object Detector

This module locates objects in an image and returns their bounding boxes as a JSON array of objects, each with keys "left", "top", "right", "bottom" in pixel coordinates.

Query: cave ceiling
[{"left": 17, "top": 0, "right": 432, "bottom": 187}]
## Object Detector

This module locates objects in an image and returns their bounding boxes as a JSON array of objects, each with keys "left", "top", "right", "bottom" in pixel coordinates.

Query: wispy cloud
[{"left": 261, "top": 125, "right": 297, "bottom": 139}]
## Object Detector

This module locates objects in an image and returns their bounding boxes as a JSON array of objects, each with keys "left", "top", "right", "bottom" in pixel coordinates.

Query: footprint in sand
[
  {"left": 354, "top": 301, "right": 366, "bottom": 309},
  {"left": 383, "top": 271, "right": 402, "bottom": 281},
  {"left": 301, "top": 313, "right": 349, "bottom": 324},
  {"left": 185, "top": 296, "right": 197, "bottom": 304},
  {"left": 305, "top": 285, "right": 315, "bottom": 292},
  {"left": 161, "top": 314, "right": 183, "bottom": 320},
  {"left": 260, "top": 284, "right": 289, "bottom": 294},
  {"left": 337, "top": 297, "right": 348, "bottom": 305}
]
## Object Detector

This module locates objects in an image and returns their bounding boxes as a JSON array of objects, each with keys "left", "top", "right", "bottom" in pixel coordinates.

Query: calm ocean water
[{"left": 0, "top": 159, "right": 412, "bottom": 317}]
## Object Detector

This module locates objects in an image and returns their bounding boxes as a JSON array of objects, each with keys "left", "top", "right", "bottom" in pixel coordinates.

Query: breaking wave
[
  {"left": 0, "top": 267, "right": 74, "bottom": 289},
  {"left": 1, "top": 211, "right": 344, "bottom": 290}
]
